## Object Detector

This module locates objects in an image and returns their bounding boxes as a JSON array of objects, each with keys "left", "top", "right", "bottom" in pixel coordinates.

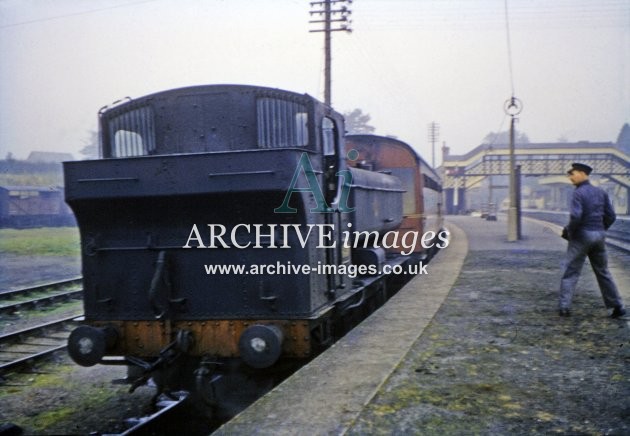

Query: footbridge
[{"left": 441, "top": 141, "right": 630, "bottom": 214}]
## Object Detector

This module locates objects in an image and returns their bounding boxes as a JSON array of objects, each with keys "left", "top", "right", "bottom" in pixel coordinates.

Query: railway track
[
  {"left": 0, "top": 277, "right": 83, "bottom": 316},
  {"left": 0, "top": 279, "right": 196, "bottom": 433},
  {"left": 0, "top": 278, "right": 84, "bottom": 377},
  {"left": 0, "top": 315, "right": 81, "bottom": 376},
  {"left": 521, "top": 210, "right": 630, "bottom": 253},
  {"left": 606, "top": 228, "right": 630, "bottom": 252},
  {"left": 119, "top": 392, "right": 190, "bottom": 435}
]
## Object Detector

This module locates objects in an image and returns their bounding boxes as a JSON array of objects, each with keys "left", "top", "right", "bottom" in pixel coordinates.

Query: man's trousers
[{"left": 559, "top": 229, "right": 623, "bottom": 310}]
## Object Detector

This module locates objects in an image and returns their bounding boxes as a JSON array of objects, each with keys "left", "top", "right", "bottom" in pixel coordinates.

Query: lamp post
[{"left": 504, "top": 97, "right": 522, "bottom": 242}]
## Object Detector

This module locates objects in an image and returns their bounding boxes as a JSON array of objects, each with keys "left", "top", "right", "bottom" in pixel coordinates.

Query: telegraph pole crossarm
[{"left": 309, "top": 0, "right": 352, "bottom": 106}]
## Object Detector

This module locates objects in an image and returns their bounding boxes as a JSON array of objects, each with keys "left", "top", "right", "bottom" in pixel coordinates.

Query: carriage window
[
  {"left": 423, "top": 174, "right": 441, "bottom": 191},
  {"left": 322, "top": 117, "right": 337, "bottom": 156},
  {"left": 257, "top": 98, "right": 308, "bottom": 148},
  {"left": 107, "top": 106, "right": 156, "bottom": 157}
]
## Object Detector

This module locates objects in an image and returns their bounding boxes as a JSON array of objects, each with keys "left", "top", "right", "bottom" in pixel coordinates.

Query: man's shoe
[
  {"left": 611, "top": 306, "right": 626, "bottom": 318},
  {"left": 558, "top": 308, "right": 571, "bottom": 317}
]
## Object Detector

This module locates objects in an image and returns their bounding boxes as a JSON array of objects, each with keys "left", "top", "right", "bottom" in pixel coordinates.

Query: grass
[
  {"left": 0, "top": 172, "right": 63, "bottom": 187},
  {"left": 0, "top": 227, "right": 80, "bottom": 256}
]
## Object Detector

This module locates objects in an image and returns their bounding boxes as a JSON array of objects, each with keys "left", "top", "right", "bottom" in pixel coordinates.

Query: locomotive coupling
[
  {"left": 238, "top": 324, "right": 284, "bottom": 369},
  {"left": 67, "top": 325, "right": 118, "bottom": 367}
]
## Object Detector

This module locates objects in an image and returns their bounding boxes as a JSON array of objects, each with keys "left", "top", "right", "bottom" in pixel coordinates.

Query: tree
[
  {"left": 616, "top": 123, "right": 630, "bottom": 154},
  {"left": 80, "top": 130, "right": 99, "bottom": 159},
  {"left": 482, "top": 130, "right": 530, "bottom": 145},
  {"left": 343, "top": 109, "right": 376, "bottom": 135}
]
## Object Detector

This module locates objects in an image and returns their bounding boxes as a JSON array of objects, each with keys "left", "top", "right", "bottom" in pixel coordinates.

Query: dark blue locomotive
[{"left": 64, "top": 84, "right": 443, "bottom": 412}]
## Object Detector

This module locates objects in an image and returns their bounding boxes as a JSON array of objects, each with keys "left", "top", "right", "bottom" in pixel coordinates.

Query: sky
[{"left": 0, "top": 0, "right": 628, "bottom": 165}]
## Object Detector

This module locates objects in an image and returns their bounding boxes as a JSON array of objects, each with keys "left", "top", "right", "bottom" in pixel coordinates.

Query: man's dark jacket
[{"left": 564, "top": 180, "right": 616, "bottom": 239}]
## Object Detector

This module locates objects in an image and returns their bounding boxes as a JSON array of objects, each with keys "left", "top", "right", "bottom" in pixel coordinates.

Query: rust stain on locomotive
[{"left": 91, "top": 319, "right": 312, "bottom": 358}]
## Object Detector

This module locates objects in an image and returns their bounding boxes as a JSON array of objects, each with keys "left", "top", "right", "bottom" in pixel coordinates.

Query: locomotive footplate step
[{"left": 216, "top": 216, "right": 630, "bottom": 435}]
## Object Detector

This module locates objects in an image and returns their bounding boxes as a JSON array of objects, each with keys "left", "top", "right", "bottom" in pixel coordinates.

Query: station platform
[{"left": 216, "top": 216, "right": 630, "bottom": 435}]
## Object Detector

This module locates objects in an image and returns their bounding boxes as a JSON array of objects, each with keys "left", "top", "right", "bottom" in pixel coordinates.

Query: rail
[
  {"left": 0, "top": 315, "right": 81, "bottom": 376},
  {"left": 120, "top": 392, "right": 189, "bottom": 435},
  {"left": 1, "top": 277, "right": 82, "bottom": 298},
  {"left": 521, "top": 210, "right": 630, "bottom": 253},
  {"left": 0, "top": 278, "right": 83, "bottom": 316}
]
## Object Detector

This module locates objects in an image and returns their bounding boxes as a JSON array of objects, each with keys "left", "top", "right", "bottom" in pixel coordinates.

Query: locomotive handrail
[
  {"left": 93, "top": 245, "right": 184, "bottom": 251},
  {"left": 148, "top": 251, "right": 173, "bottom": 319},
  {"left": 98, "top": 96, "right": 132, "bottom": 115},
  {"left": 208, "top": 170, "right": 276, "bottom": 177},
  {"left": 77, "top": 177, "right": 139, "bottom": 183},
  {"left": 345, "top": 183, "right": 406, "bottom": 193},
  {"left": 341, "top": 288, "right": 366, "bottom": 312}
]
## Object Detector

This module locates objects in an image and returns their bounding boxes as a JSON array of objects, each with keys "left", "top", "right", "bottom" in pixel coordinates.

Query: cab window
[
  {"left": 322, "top": 117, "right": 336, "bottom": 156},
  {"left": 107, "top": 106, "right": 156, "bottom": 157}
]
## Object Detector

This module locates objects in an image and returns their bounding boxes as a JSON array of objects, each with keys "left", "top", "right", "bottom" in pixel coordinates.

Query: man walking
[{"left": 558, "top": 163, "right": 625, "bottom": 318}]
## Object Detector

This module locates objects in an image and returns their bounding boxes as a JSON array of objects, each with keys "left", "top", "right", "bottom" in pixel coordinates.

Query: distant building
[
  {"left": 0, "top": 185, "right": 75, "bottom": 228},
  {"left": 26, "top": 151, "right": 74, "bottom": 163}
]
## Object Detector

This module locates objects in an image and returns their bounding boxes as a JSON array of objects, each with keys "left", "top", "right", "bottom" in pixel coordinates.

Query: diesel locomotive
[{"left": 63, "top": 84, "right": 444, "bottom": 414}]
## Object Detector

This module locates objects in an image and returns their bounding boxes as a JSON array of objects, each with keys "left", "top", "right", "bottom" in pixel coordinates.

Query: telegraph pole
[
  {"left": 309, "top": 0, "right": 352, "bottom": 106},
  {"left": 427, "top": 122, "right": 440, "bottom": 169}
]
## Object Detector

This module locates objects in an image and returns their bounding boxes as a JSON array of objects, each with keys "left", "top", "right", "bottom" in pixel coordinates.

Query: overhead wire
[
  {"left": 0, "top": 0, "right": 161, "bottom": 29},
  {"left": 504, "top": 0, "right": 516, "bottom": 98},
  {"left": 355, "top": 0, "right": 629, "bottom": 31}
]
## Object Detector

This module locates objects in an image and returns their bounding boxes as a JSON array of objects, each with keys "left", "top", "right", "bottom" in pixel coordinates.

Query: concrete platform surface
[
  {"left": 215, "top": 224, "right": 468, "bottom": 435},
  {"left": 216, "top": 216, "right": 630, "bottom": 435}
]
